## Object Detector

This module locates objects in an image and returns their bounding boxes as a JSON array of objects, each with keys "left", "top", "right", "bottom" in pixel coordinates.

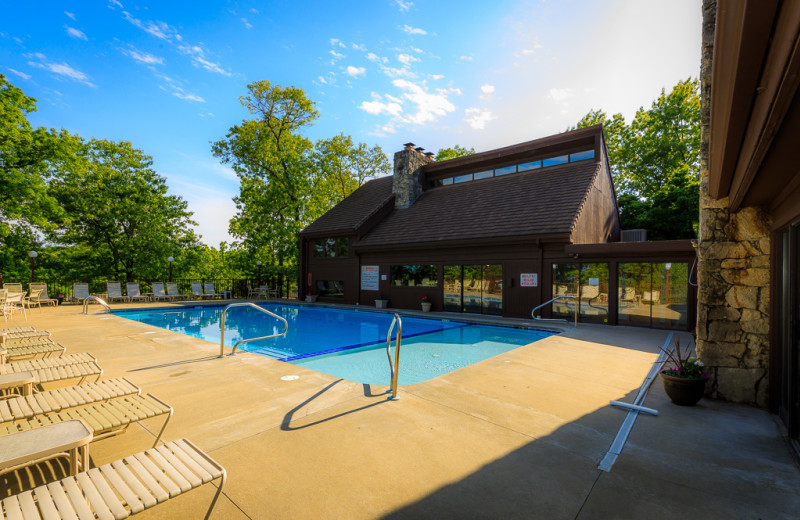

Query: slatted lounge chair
[
  {"left": 0, "top": 436, "right": 225, "bottom": 520},
  {"left": 0, "top": 353, "right": 103, "bottom": 388},
  {"left": 191, "top": 283, "right": 211, "bottom": 300},
  {"left": 166, "top": 282, "right": 190, "bottom": 301},
  {"left": 203, "top": 283, "right": 221, "bottom": 300},
  {"left": 0, "top": 328, "right": 51, "bottom": 346},
  {"left": 0, "top": 338, "right": 65, "bottom": 363},
  {"left": 126, "top": 282, "right": 150, "bottom": 302},
  {"left": 0, "top": 376, "right": 140, "bottom": 423},
  {"left": 1, "top": 392, "right": 173, "bottom": 449},
  {"left": 71, "top": 282, "right": 92, "bottom": 304},
  {"left": 151, "top": 282, "right": 174, "bottom": 302},
  {"left": 2, "top": 284, "right": 23, "bottom": 294},
  {"left": 28, "top": 283, "right": 58, "bottom": 307},
  {"left": 3, "top": 292, "right": 27, "bottom": 321},
  {"left": 24, "top": 289, "right": 43, "bottom": 311},
  {"left": 107, "top": 281, "right": 129, "bottom": 303}
]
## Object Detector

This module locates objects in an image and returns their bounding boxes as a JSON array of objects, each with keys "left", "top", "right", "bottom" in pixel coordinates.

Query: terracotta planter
[
  {"left": 660, "top": 372, "right": 706, "bottom": 406},
  {"left": 421, "top": 302, "right": 432, "bottom": 312}
]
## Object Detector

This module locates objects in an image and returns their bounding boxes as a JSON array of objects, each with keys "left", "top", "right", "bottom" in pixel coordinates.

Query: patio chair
[
  {"left": 126, "top": 282, "right": 150, "bottom": 302},
  {"left": 107, "top": 281, "right": 130, "bottom": 303},
  {"left": 28, "top": 283, "right": 58, "bottom": 306},
  {"left": 0, "top": 290, "right": 9, "bottom": 323},
  {"left": 0, "top": 353, "right": 103, "bottom": 389},
  {"left": 151, "top": 282, "right": 174, "bottom": 301},
  {"left": 0, "top": 392, "right": 173, "bottom": 449},
  {"left": 247, "top": 284, "right": 260, "bottom": 299},
  {"left": 0, "top": 327, "right": 51, "bottom": 344},
  {"left": 191, "top": 283, "right": 211, "bottom": 300},
  {"left": 0, "top": 376, "right": 140, "bottom": 423},
  {"left": 203, "top": 282, "right": 222, "bottom": 299},
  {"left": 167, "top": 282, "right": 190, "bottom": 301},
  {"left": 2, "top": 292, "right": 27, "bottom": 321},
  {"left": 0, "top": 337, "right": 65, "bottom": 362},
  {"left": 2, "top": 284, "right": 22, "bottom": 294},
  {"left": 0, "top": 436, "right": 225, "bottom": 520},
  {"left": 71, "top": 283, "right": 91, "bottom": 304}
]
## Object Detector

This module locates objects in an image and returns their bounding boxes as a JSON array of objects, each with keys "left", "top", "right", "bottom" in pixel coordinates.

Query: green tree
[
  {"left": 574, "top": 78, "right": 700, "bottom": 239},
  {"left": 49, "top": 139, "right": 199, "bottom": 281},
  {"left": 435, "top": 145, "right": 475, "bottom": 162}
]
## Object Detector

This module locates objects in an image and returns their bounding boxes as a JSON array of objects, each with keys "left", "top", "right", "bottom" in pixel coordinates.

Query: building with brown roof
[{"left": 299, "top": 125, "right": 695, "bottom": 328}]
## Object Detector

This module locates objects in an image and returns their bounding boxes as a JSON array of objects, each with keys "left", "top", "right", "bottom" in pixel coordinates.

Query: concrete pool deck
[{"left": 4, "top": 300, "right": 800, "bottom": 519}]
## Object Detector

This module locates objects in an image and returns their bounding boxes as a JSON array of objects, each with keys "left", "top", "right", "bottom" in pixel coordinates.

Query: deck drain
[{"left": 281, "top": 375, "right": 300, "bottom": 381}]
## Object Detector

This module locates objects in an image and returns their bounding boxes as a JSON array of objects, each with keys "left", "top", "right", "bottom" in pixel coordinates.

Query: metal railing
[
  {"left": 81, "top": 296, "right": 111, "bottom": 315},
  {"left": 385, "top": 313, "right": 403, "bottom": 400},
  {"left": 219, "top": 302, "right": 288, "bottom": 357},
  {"left": 531, "top": 295, "right": 578, "bottom": 327}
]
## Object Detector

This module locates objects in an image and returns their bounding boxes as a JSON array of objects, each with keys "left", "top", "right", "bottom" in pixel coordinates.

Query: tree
[
  {"left": 49, "top": 139, "right": 199, "bottom": 281},
  {"left": 435, "top": 145, "right": 475, "bottom": 162},
  {"left": 573, "top": 78, "right": 701, "bottom": 239},
  {"left": 212, "top": 81, "right": 390, "bottom": 294}
]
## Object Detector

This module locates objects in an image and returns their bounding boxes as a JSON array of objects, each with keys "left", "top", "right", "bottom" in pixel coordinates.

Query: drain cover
[{"left": 281, "top": 375, "right": 300, "bottom": 381}]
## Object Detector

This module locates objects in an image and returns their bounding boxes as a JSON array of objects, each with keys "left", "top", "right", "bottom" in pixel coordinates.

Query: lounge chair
[
  {"left": 71, "top": 283, "right": 91, "bottom": 304},
  {"left": 203, "top": 283, "right": 221, "bottom": 299},
  {"left": 28, "top": 283, "right": 58, "bottom": 306},
  {"left": 107, "top": 281, "right": 130, "bottom": 303},
  {"left": 0, "top": 338, "right": 65, "bottom": 362},
  {"left": 151, "top": 282, "right": 174, "bottom": 301},
  {"left": 0, "top": 435, "right": 225, "bottom": 520},
  {"left": 2, "top": 292, "right": 27, "bottom": 321},
  {"left": 0, "top": 392, "right": 173, "bottom": 448},
  {"left": 247, "top": 284, "right": 260, "bottom": 299},
  {"left": 191, "top": 283, "right": 211, "bottom": 300},
  {"left": 126, "top": 282, "right": 150, "bottom": 302},
  {"left": 0, "top": 327, "right": 51, "bottom": 344},
  {"left": 2, "top": 284, "right": 22, "bottom": 294},
  {"left": 166, "top": 282, "right": 190, "bottom": 301},
  {"left": 0, "top": 353, "right": 103, "bottom": 388},
  {"left": 0, "top": 376, "right": 140, "bottom": 423}
]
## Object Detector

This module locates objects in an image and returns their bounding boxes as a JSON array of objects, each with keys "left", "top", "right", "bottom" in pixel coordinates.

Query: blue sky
[{"left": 1, "top": 0, "right": 701, "bottom": 246}]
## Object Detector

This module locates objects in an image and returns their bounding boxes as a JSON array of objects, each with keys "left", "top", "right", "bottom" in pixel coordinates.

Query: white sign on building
[{"left": 361, "top": 265, "right": 380, "bottom": 291}]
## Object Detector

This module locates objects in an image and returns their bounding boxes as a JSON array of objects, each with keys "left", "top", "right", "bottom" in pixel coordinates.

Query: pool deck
[{"left": 5, "top": 300, "right": 800, "bottom": 519}]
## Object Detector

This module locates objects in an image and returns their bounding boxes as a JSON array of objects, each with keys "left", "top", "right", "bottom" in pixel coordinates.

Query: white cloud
[
  {"left": 359, "top": 100, "right": 403, "bottom": 116},
  {"left": 123, "top": 11, "right": 181, "bottom": 41},
  {"left": 65, "top": 11, "right": 76, "bottom": 20},
  {"left": 108, "top": 0, "right": 123, "bottom": 8},
  {"left": 25, "top": 53, "right": 95, "bottom": 87},
  {"left": 7, "top": 68, "right": 31, "bottom": 80},
  {"left": 549, "top": 87, "right": 574, "bottom": 102},
  {"left": 464, "top": 107, "right": 496, "bottom": 130},
  {"left": 460, "top": 55, "right": 473, "bottom": 61},
  {"left": 481, "top": 84, "right": 495, "bottom": 94},
  {"left": 121, "top": 47, "right": 163, "bottom": 65},
  {"left": 430, "top": 74, "right": 444, "bottom": 80},
  {"left": 241, "top": 18, "right": 252, "bottom": 29},
  {"left": 249, "top": 8, "right": 259, "bottom": 14},
  {"left": 380, "top": 65, "right": 416, "bottom": 79},
  {"left": 330, "top": 50, "right": 345, "bottom": 60},
  {"left": 173, "top": 90, "right": 205, "bottom": 102},
  {"left": 65, "top": 27, "right": 87, "bottom": 40},
  {"left": 394, "top": 0, "right": 413, "bottom": 11},
  {"left": 367, "top": 53, "right": 386, "bottom": 63},
  {"left": 402, "top": 24, "right": 427, "bottom": 35},
  {"left": 329, "top": 38, "right": 346, "bottom": 48},
  {"left": 178, "top": 45, "right": 231, "bottom": 76},
  {"left": 346, "top": 66, "right": 366, "bottom": 77},
  {"left": 398, "top": 53, "right": 418, "bottom": 65},
  {"left": 351, "top": 43, "right": 366, "bottom": 51},
  {"left": 393, "top": 78, "right": 456, "bottom": 125}
]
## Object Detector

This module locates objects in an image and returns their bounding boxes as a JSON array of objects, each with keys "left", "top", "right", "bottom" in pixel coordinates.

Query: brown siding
[{"left": 570, "top": 155, "right": 620, "bottom": 244}]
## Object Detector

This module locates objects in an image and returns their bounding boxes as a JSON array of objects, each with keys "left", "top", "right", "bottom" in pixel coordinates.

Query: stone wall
[
  {"left": 696, "top": 0, "right": 770, "bottom": 406},
  {"left": 392, "top": 148, "right": 432, "bottom": 208}
]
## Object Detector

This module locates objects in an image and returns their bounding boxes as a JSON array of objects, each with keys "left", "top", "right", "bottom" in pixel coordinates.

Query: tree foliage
[
  {"left": 435, "top": 145, "right": 475, "bottom": 162},
  {"left": 573, "top": 78, "right": 700, "bottom": 239},
  {"left": 212, "top": 80, "right": 389, "bottom": 290}
]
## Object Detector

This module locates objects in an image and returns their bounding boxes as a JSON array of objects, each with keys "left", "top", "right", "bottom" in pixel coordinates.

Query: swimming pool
[{"left": 114, "top": 304, "right": 556, "bottom": 384}]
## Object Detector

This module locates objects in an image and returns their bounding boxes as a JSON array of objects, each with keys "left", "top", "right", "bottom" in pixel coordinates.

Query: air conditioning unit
[{"left": 621, "top": 229, "right": 647, "bottom": 242}]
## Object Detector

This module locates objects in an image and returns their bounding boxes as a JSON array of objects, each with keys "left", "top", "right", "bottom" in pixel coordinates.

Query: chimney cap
[
  {"left": 424, "top": 152, "right": 434, "bottom": 158},
  {"left": 415, "top": 147, "right": 424, "bottom": 152},
  {"left": 403, "top": 142, "right": 415, "bottom": 148}
]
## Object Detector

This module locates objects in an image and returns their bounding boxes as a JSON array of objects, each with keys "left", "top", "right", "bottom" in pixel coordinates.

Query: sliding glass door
[{"left": 442, "top": 264, "right": 503, "bottom": 315}]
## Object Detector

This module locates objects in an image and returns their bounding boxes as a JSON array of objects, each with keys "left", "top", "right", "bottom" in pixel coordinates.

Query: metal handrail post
[
  {"left": 219, "top": 302, "right": 289, "bottom": 357},
  {"left": 531, "top": 295, "right": 578, "bottom": 327},
  {"left": 81, "top": 296, "right": 111, "bottom": 315},
  {"left": 385, "top": 313, "right": 403, "bottom": 400}
]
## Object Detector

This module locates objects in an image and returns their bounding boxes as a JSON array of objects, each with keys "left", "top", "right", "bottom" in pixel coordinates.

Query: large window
[
  {"left": 316, "top": 280, "right": 344, "bottom": 298},
  {"left": 551, "top": 262, "right": 609, "bottom": 323},
  {"left": 312, "top": 237, "right": 348, "bottom": 258},
  {"left": 618, "top": 262, "right": 688, "bottom": 329},
  {"left": 443, "top": 264, "right": 502, "bottom": 315},
  {"left": 390, "top": 265, "right": 438, "bottom": 287}
]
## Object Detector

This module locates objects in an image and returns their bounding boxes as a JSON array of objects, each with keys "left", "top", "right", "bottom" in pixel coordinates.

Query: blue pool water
[{"left": 114, "top": 304, "right": 555, "bottom": 385}]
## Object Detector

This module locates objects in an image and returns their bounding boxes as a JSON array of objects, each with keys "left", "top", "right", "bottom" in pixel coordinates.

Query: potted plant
[
  {"left": 305, "top": 293, "right": 317, "bottom": 303},
  {"left": 659, "top": 338, "right": 709, "bottom": 406},
  {"left": 420, "top": 296, "right": 432, "bottom": 312}
]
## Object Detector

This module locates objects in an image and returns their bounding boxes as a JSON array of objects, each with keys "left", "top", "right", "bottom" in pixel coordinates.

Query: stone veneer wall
[
  {"left": 696, "top": 0, "right": 770, "bottom": 406},
  {"left": 392, "top": 149, "right": 433, "bottom": 208}
]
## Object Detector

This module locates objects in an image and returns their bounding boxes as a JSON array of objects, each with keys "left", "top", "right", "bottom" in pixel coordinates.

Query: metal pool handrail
[
  {"left": 385, "top": 313, "right": 403, "bottom": 400},
  {"left": 219, "top": 302, "right": 288, "bottom": 357},
  {"left": 81, "top": 296, "right": 111, "bottom": 315},
  {"left": 531, "top": 295, "right": 578, "bottom": 327}
]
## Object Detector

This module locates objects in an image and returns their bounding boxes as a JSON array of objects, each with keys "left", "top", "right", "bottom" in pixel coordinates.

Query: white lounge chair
[
  {"left": 126, "top": 282, "right": 150, "bottom": 302},
  {"left": 166, "top": 282, "right": 190, "bottom": 301},
  {"left": 0, "top": 337, "right": 65, "bottom": 362},
  {"left": 28, "top": 283, "right": 58, "bottom": 306},
  {"left": 72, "top": 283, "right": 91, "bottom": 304},
  {"left": 0, "top": 352, "right": 103, "bottom": 389},
  {"left": 3, "top": 292, "right": 27, "bottom": 321},
  {"left": 151, "top": 282, "right": 174, "bottom": 301},
  {"left": 203, "top": 283, "right": 221, "bottom": 299},
  {"left": 191, "top": 283, "right": 211, "bottom": 300},
  {"left": 107, "top": 281, "right": 130, "bottom": 303},
  {"left": 0, "top": 435, "right": 225, "bottom": 520}
]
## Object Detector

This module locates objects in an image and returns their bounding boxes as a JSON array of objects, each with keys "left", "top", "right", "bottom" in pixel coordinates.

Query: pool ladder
[
  {"left": 386, "top": 313, "right": 403, "bottom": 400},
  {"left": 531, "top": 295, "right": 578, "bottom": 327},
  {"left": 219, "top": 303, "right": 289, "bottom": 357},
  {"left": 81, "top": 296, "right": 111, "bottom": 314}
]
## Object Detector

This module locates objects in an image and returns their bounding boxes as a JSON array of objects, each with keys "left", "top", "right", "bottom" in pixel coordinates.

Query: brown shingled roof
[
  {"left": 356, "top": 160, "right": 600, "bottom": 248},
  {"left": 300, "top": 176, "right": 394, "bottom": 235}
]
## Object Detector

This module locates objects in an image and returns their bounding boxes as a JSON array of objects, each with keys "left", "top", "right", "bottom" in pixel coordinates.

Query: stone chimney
[{"left": 393, "top": 143, "right": 434, "bottom": 208}]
